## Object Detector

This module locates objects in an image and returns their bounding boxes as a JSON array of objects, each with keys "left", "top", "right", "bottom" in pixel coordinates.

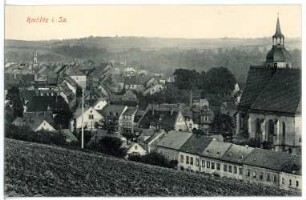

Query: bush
[
  {"left": 128, "top": 152, "right": 176, "bottom": 169},
  {"left": 5, "top": 124, "right": 70, "bottom": 146},
  {"left": 88, "top": 136, "right": 127, "bottom": 158}
]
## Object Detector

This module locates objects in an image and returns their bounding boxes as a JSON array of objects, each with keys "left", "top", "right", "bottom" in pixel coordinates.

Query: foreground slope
[{"left": 5, "top": 139, "right": 299, "bottom": 197}]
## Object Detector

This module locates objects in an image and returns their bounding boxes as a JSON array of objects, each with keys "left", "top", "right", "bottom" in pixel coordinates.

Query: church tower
[
  {"left": 265, "top": 15, "right": 291, "bottom": 68},
  {"left": 32, "top": 49, "right": 39, "bottom": 72}
]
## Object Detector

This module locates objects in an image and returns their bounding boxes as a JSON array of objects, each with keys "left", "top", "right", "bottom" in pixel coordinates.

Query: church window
[
  {"left": 267, "top": 120, "right": 275, "bottom": 143},
  {"left": 255, "top": 118, "right": 261, "bottom": 139}
]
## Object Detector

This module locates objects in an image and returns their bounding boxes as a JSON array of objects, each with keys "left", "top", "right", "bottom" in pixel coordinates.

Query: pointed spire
[{"left": 273, "top": 14, "right": 284, "bottom": 38}]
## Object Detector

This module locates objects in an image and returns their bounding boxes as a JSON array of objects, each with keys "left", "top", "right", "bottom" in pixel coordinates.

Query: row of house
[{"left": 156, "top": 131, "right": 301, "bottom": 192}]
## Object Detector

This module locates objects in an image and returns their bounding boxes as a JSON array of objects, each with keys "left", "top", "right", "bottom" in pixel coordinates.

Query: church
[{"left": 236, "top": 16, "right": 301, "bottom": 155}]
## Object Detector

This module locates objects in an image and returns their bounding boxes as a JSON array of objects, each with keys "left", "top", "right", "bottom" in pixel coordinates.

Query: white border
[{"left": 1, "top": 1, "right": 305, "bottom": 200}]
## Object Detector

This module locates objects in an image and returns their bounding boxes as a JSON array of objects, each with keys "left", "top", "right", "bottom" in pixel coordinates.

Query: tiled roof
[
  {"left": 157, "top": 130, "right": 192, "bottom": 150},
  {"left": 179, "top": 134, "right": 214, "bottom": 155},
  {"left": 123, "top": 107, "right": 138, "bottom": 116},
  {"left": 250, "top": 69, "right": 301, "bottom": 114},
  {"left": 243, "top": 148, "right": 301, "bottom": 174},
  {"left": 220, "top": 144, "right": 254, "bottom": 164},
  {"left": 13, "top": 112, "right": 54, "bottom": 131},
  {"left": 239, "top": 67, "right": 301, "bottom": 115},
  {"left": 201, "top": 140, "right": 232, "bottom": 159},
  {"left": 238, "top": 66, "right": 275, "bottom": 110},
  {"left": 138, "top": 109, "right": 179, "bottom": 131},
  {"left": 26, "top": 95, "right": 69, "bottom": 113},
  {"left": 98, "top": 104, "right": 126, "bottom": 117}
]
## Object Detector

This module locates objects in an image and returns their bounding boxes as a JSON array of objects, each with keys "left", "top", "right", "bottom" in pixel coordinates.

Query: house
[
  {"left": 242, "top": 148, "right": 301, "bottom": 188},
  {"left": 123, "top": 142, "right": 147, "bottom": 159},
  {"left": 71, "top": 106, "right": 103, "bottom": 130},
  {"left": 236, "top": 17, "right": 301, "bottom": 154},
  {"left": 279, "top": 169, "right": 302, "bottom": 192},
  {"left": 109, "top": 90, "right": 139, "bottom": 106},
  {"left": 143, "top": 84, "right": 164, "bottom": 96},
  {"left": 156, "top": 130, "right": 192, "bottom": 161},
  {"left": 138, "top": 129, "right": 166, "bottom": 153},
  {"left": 65, "top": 67, "right": 87, "bottom": 89},
  {"left": 92, "top": 97, "right": 108, "bottom": 111},
  {"left": 99, "top": 104, "right": 128, "bottom": 120},
  {"left": 178, "top": 135, "right": 215, "bottom": 172},
  {"left": 12, "top": 112, "right": 56, "bottom": 132},
  {"left": 60, "top": 129, "right": 78, "bottom": 143},
  {"left": 219, "top": 144, "right": 254, "bottom": 180},
  {"left": 25, "top": 95, "right": 70, "bottom": 114},
  {"left": 200, "top": 139, "right": 232, "bottom": 176},
  {"left": 119, "top": 107, "right": 139, "bottom": 136},
  {"left": 192, "top": 105, "right": 215, "bottom": 131},
  {"left": 138, "top": 104, "right": 188, "bottom": 132}
]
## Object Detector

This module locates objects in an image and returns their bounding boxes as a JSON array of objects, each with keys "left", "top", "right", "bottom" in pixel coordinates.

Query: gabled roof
[
  {"left": 98, "top": 104, "right": 127, "bottom": 117},
  {"left": 26, "top": 95, "right": 69, "bottom": 113},
  {"left": 123, "top": 107, "right": 138, "bottom": 116},
  {"left": 12, "top": 112, "right": 54, "bottom": 131},
  {"left": 157, "top": 130, "right": 192, "bottom": 150},
  {"left": 179, "top": 135, "right": 214, "bottom": 155},
  {"left": 201, "top": 140, "right": 232, "bottom": 159},
  {"left": 250, "top": 69, "right": 301, "bottom": 114},
  {"left": 243, "top": 148, "right": 301, "bottom": 174},
  {"left": 138, "top": 109, "right": 179, "bottom": 131},
  {"left": 220, "top": 144, "right": 254, "bottom": 164},
  {"left": 65, "top": 67, "right": 86, "bottom": 76}
]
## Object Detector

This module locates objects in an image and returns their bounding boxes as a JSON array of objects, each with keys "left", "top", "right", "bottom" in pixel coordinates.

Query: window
[
  {"left": 224, "top": 165, "right": 228, "bottom": 172},
  {"left": 190, "top": 157, "right": 193, "bottom": 165},
  {"left": 207, "top": 161, "right": 211, "bottom": 168},
  {"left": 229, "top": 166, "right": 232, "bottom": 173},
  {"left": 289, "top": 179, "right": 292, "bottom": 186},
  {"left": 259, "top": 172, "right": 263, "bottom": 180},
  {"left": 234, "top": 166, "right": 237, "bottom": 174},
  {"left": 217, "top": 163, "right": 220, "bottom": 171},
  {"left": 282, "top": 122, "right": 286, "bottom": 145},
  {"left": 282, "top": 178, "right": 285, "bottom": 184},
  {"left": 239, "top": 168, "right": 243, "bottom": 175},
  {"left": 273, "top": 175, "right": 277, "bottom": 182},
  {"left": 252, "top": 172, "right": 256, "bottom": 179},
  {"left": 196, "top": 158, "right": 199, "bottom": 166},
  {"left": 202, "top": 160, "right": 205, "bottom": 167},
  {"left": 266, "top": 174, "right": 270, "bottom": 182},
  {"left": 296, "top": 181, "right": 299, "bottom": 187},
  {"left": 180, "top": 155, "right": 184, "bottom": 163},
  {"left": 186, "top": 156, "right": 189, "bottom": 164},
  {"left": 247, "top": 170, "right": 250, "bottom": 177},
  {"left": 134, "top": 145, "right": 138, "bottom": 150},
  {"left": 211, "top": 162, "right": 215, "bottom": 170},
  {"left": 89, "top": 114, "right": 94, "bottom": 119}
]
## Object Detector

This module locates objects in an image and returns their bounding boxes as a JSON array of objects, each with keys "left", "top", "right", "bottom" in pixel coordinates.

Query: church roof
[
  {"left": 250, "top": 68, "right": 301, "bottom": 114},
  {"left": 239, "top": 67, "right": 301, "bottom": 115},
  {"left": 266, "top": 45, "right": 290, "bottom": 63},
  {"left": 238, "top": 66, "right": 275, "bottom": 110}
]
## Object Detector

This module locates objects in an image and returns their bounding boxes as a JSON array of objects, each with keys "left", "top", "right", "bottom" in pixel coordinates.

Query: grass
[{"left": 5, "top": 138, "right": 300, "bottom": 197}]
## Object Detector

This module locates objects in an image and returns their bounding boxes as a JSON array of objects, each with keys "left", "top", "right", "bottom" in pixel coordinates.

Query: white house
[
  {"left": 93, "top": 98, "right": 108, "bottom": 111},
  {"left": 71, "top": 106, "right": 103, "bottom": 130},
  {"left": 124, "top": 143, "right": 147, "bottom": 158}
]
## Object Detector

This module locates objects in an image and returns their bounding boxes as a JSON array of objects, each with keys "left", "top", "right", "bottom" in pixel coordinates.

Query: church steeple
[
  {"left": 266, "top": 14, "right": 291, "bottom": 68},
  {"left": 272, "top": 15, "right": 285, "bottom": 46}
]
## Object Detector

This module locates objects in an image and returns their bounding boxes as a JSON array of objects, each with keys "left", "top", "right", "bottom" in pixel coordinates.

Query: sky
[{"left": 5, "top": 5, "right": 302, "bottom": 41}]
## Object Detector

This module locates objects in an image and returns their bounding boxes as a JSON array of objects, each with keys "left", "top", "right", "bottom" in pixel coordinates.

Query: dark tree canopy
[
  {"left": 205, "top": 67, "right": 237, "bottom": 96},
  {"left": 6, "top": 86, "right": 23, "bottom": 118},
  {"left": 173, "top": 69, "right": 200, "bottom": 90}
]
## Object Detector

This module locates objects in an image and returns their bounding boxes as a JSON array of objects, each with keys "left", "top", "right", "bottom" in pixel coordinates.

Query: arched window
[
  {"left": 268, "top": 120, "right": 274, "bottom": 143},
  {"left": 282, "top": 122, "right": 286, "bottom": 145}
]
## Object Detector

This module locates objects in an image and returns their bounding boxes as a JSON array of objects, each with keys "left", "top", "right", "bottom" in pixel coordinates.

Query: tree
[
  {"left": 173, "top": 69, "right": 200, "bottom": 90},
  {"left": 6, "top": 86, "right": 23, "bottom": 118},
  {"left": 205, "top": 67, "right": 237, "bottom": 96},
  {"left": 89, "top": 136, "right": 126, "bottom": 158},
  {"left": 212, "top": 114, "right": 234, "bottom": 134}
]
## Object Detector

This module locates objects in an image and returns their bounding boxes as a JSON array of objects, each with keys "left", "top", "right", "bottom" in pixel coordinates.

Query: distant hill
[
  {"left": 5, "top": 139, "right": 299, "bottom": 197},
  {"left": 4, "top": 37, "right": 301, "bottom": 83}
]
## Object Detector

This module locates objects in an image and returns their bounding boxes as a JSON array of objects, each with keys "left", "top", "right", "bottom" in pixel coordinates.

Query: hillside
[
  {"left": 4, "top": 37, "right": 302, "bottom": 83},
  {"left": 5, "top": 139, "right": 299, "bottom": 197}
]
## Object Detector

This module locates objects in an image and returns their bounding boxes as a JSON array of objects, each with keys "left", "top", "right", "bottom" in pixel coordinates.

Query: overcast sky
[{"left": 5, "top": 5, "right": 301, "bottom": 40}]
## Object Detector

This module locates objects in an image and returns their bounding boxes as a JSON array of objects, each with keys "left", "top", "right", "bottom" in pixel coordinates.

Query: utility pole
[{"left": 81, "top": 87, "right": 85, "bottom": 149}]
